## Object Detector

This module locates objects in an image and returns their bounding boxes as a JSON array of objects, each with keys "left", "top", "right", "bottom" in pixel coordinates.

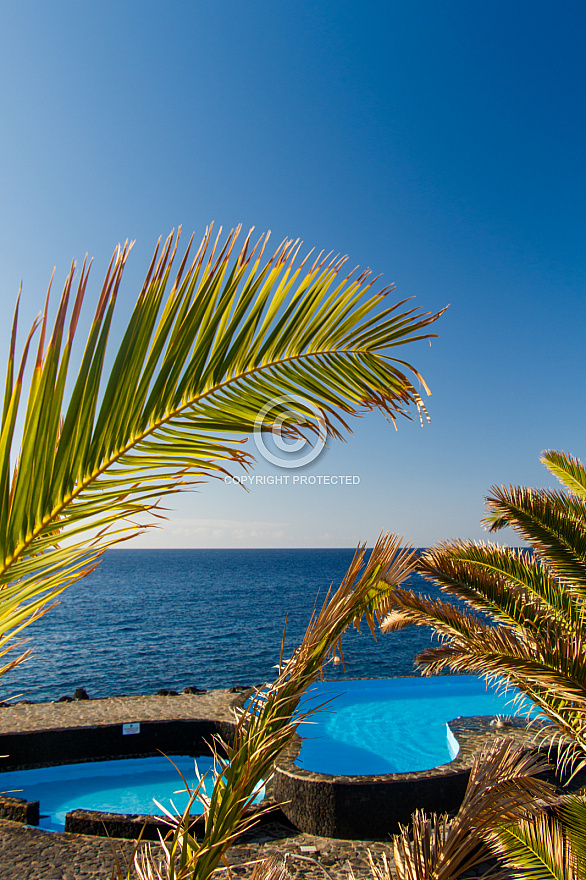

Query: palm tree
[
  {"left": 0, "top": 224, "right": 443, "bottom": 682},
  {"left": 380, "top": 450, "right": 586, "bottom": 880},
  {"left": 382, "top": 449, "right": 586, "bottom": 760}
]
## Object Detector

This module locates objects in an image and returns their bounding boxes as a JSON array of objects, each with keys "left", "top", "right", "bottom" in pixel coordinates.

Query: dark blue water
[{"left": 5, "top": 549, "right": 443, "bottom": 702}]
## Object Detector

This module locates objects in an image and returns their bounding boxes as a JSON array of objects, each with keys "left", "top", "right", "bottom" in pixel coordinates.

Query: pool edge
[{"left": 272, "top": 714, "right": 538, "bottom": 839}]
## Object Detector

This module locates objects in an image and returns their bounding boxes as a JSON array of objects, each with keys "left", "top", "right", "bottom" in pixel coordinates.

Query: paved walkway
[
  {"left": 0, "top": 815, "right": 402, "bottom": 880},
  {"left": 0, "top": 690, "right": 239, "bottom": 734},
  {"left": 0, "top": 692, "right": 399, "bottom": 880}
]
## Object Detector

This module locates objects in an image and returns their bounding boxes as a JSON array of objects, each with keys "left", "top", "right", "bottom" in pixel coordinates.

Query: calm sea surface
[{"left": 6, "top": 549, "right": 444, "bottom": 702}]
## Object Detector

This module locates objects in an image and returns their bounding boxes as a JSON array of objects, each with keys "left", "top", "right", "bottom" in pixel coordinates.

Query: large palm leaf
[
  {"left": 0, "top": 225, "right": 443, "bottom": 680},
  {"left": 487, "top": 809, "right": 579, "bottom": 880},
  {"left": 381, "top": 450, "right": 586, "bottom": 757}
]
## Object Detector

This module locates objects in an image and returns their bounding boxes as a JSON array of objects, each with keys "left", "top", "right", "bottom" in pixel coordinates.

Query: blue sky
[{"left": 1, "top": 1, "right": 584, "bottom": 548}]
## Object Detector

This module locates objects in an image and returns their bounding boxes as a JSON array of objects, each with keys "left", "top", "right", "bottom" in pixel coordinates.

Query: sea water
[{"left": 6, "top": 549, "right": 453, "bottom": 702}]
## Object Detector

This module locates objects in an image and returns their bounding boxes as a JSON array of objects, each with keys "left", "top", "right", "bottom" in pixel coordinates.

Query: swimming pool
[
  {"left": 0, "top": 676, "right": 533, "bottom": 837},
  {"left": 295, "top": 675, "right": 534, "bottom": 775},
  {"left": 0, "top": 755, "right": 265, "bottom": 832}
]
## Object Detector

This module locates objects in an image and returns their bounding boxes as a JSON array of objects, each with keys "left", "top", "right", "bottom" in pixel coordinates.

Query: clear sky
[{"left": 0, "top": 1, "right": 584, "bottom": 549}]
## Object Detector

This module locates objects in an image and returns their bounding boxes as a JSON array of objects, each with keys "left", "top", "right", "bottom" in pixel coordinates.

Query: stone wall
[
  {"left": 272, "top": 715, "right": 545, "bottom": 840},
  {"left": 0, "top": 718, "right": 237, "bottom": 772},
  {"left": 0, "top": 716, "right": 238, "bottom": 829},
  {"left": 0, "top": 795, "right": 39, "bottom": 825}
]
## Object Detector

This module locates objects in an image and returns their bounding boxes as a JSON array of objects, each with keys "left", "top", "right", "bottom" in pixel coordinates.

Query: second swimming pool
[
  {"left": 0, "top": 755, "right": 265, "bottom": 832},
  {"left": 295, "top": 675, "right": 534, "bottom": 775}
]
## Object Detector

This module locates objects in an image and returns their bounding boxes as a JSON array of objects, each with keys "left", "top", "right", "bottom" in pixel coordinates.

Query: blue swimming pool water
[
  {"left": 0, "top": 755, "right": 265, "bottom": 832},
  {"left": 295, "top": 675, "right": 535, "bottom": 775}
]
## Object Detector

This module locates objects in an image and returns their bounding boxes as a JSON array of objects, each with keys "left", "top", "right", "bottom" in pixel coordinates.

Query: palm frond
[
  {"left": 191, "top": 534, "right": 417, "bottom": 880},
  {"left": 482, "top": 485, "right": 586, "bottom": 596},
  {"left": 0, "top": 227, "right": 443, "bottom": 679},
  {"left": 117, "top": 535, "right": 417, "bottom": 880},
  {"left": 381, "top": 581, "right": 586, "bottom": 752},
  {"left": 392, "top": 738, "right": 557, "bottom": 880},
  {"left": 488, "top": 813, "right": 575, "bottom": 880},
  {"left": 542, "top": 450, "right": 586, "bottom": 502},
  {"left": 249, "top": 856, "right": 292, "bottom": 880},
  {"left": 560, "top": 795, "right": 586, "bottom": 878},
  {"left": 418, "top": 541, "right": 586, "bottom": 636}
]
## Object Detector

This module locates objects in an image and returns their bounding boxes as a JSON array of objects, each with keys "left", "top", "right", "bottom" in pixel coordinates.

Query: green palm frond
[
  {"left": 381, "top": 584, "right": 501, "bottom": 642},
  {"left": 0, "top": 226, "right": 443, "bottom": 679},
  {"left": 542, "top": 450, "right": 586, "bottom": 502},
  {"left": 482, "top": 485, "right": 586, "bottom": 595},
  {"left": 560, "top": 796, "right": 586, "bottom": 878},
  {"left": 419, "top": 540, "right": 586, "bottom": 634},
  {"left": 488, "top": 812, "right": 576, "bottom": 880},
  {"left": 385, "top": 597, "right": 586, "bottom": 721}
]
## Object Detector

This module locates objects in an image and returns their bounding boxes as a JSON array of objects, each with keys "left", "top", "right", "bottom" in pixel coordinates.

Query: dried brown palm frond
[
  {"left": 249, "top": 855, "right": 293, "bottom": 880},
  {"left": 347, "top": 850, "right": 394, "bottom": 880},
  {"left": 391, "top": 738, "right": 557, "bottom": 880},
  {"left": 191, "top": 535, "right": 418, "bottom": 880},
  {"left": 114, "top": 535, "right": 418, "bottom": 880},
  {"left": 126, "top": 846, "right": 167, "bottom": 880}
]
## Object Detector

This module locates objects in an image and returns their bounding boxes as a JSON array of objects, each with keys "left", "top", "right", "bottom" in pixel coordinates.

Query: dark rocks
[
  {"left": 229, "top": 685, "right": 252, "bottom": 694},
  {"left": 57, "top": 696, "right": 73, "bottom": 702},
  {"left": 155, "top": 689, "right": 179, "bottom": 696},
  {"left": 0, "top": 795, "right": 39, "bottom": 825},
  {"left": 183, "top": 686, "right": 207, "bottom": 695},
  {"left": 74, "top": 688, "right": 89, "bottom": 701},
  {"left": 64, "top": 808, "right": 197, "bottom": 841}
]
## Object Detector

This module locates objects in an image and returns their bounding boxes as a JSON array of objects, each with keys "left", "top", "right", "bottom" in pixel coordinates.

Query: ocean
[{"left": 5, "top": 549, "right": 444, "bottom": 702}]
